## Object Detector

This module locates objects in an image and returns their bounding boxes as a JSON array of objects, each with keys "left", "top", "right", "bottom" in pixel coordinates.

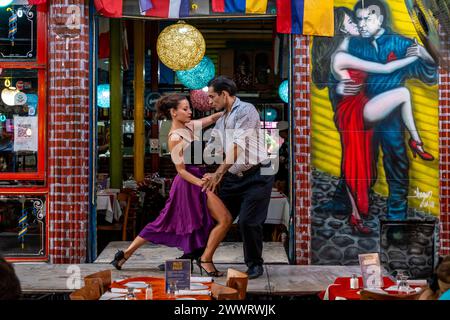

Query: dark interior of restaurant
[{"left": 95, "top": 18, "right": 291, "bottom": 255}]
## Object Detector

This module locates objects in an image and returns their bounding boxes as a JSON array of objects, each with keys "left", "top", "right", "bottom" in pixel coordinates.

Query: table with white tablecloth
[
  {"left": 96, "top": 189, "right": 122, "bottom": 223},
  {"left": 265, "top": 190, "right": 290, "bottom": 228},
  {"left": 232, "top": 189, "right": 290, "bottom": 241}
]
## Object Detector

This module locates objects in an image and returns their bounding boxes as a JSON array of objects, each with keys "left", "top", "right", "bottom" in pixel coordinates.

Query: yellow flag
[
  {"left": 303, "top": 0, "right": 335, "bottom": 36},
  {"left": 245, "top": 0, "right": 268, "bottom": 14}
]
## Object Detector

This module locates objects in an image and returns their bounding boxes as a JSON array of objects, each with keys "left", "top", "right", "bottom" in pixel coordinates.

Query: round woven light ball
[
  {"left": 157, "top": 21, "right": 206, "bottom": 71},
  {"left": 190, "top": 89, "right": 212, "bottom": 112},
  {"left": 176, "top": 56, "right": 215, "bottom": 89}
]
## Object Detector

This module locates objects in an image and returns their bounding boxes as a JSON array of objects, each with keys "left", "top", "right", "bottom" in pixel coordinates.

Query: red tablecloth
[
  {"left": 109, "top": 276, "right": 213, "bottom": 300},
  {"left": 318, "top": 276, "right": 397, "bottom": 300}
]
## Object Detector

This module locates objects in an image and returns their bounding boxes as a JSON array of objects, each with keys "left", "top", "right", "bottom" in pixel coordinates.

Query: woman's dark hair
[
  {"left": 311, "top": 7, "right": 357, "bottom": 89},
  {"left": 437, "top": 261, "right": 450, "bottom": 284},
  {"left": 0, "top": 256, "right": 21, "bottom": 300},
  {"left": 156, "top": 94, "right": 187, "bottom": 120},
  {"left": 208, "top": 76, "right": 237, "bottom": 96}
]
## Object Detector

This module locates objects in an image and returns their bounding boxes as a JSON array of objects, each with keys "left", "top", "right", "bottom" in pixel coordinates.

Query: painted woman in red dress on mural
[{"left": 312, "top": 7, "right": 433, "bottom": 234}]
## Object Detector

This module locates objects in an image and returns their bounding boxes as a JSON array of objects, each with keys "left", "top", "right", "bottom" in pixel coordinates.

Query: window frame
[{"left": 0, "top": 4, "right": 47, "bottom": 181}]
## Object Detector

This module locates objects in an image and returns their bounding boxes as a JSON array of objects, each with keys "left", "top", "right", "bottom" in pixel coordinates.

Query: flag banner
[
  {"left": 211, "top": 0, "right": 225, "bottom": 13},
  {"left": 245, "top": 0, "right": 268, "bottom": 14},
  {"left": 28, "top": 0, "right": 47, "bottom": 4},
  {"left": 190, "top": 0, "right": 210, "bottom": 16},
  {"left": 303, "top": 0, "right": 334, "bottom": 36},
  {"left": 276, "top": 0, "right": 333, "bottom": 36},
  {"left": 145, "top": 0, "right": 190, "bottom": 18},
  {"left": 94, "top": 0, "right": 123, "bottom": 18},
  {"left": 139, "top": 0, "right": 153, "bottom": 13},
  {"left": 225, "top": 0, "right": 245, "bottom": 13}
]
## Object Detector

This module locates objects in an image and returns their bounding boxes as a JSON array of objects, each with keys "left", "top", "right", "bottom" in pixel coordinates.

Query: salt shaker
[
  {"left": 350, "top": 274, "right": 359, "bottom": 289},
  {"left": 145, "top": 284, "right": 153, "bottom": 300}
]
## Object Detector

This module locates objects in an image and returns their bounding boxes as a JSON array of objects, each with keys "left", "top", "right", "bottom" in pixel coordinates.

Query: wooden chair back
[
  {"left": 211, "top": 283, "right": 239, "bottom": 300},
  {"left": 117, "top": 192, "right": 131, "bottom": 240},
  {"left": 226, "top": 268, "right": 248, "bottom": 300},
  {"left": 84, "top": 270, "right": 112, "bottom": 294},
  {"left": 360, "top": 289, "right": 423, "bottom": 300}
]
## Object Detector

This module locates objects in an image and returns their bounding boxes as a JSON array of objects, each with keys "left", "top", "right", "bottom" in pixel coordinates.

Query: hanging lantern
[
  {"left": 176, "top": 56, "right": 215, "bottom": 90},
  {"left": 157, "top": 21, "right": 205, "bottom": 71},
  {"left": 265, "top": 107, "right": 278, "bottom": 122},
  {"left": 278, "top": 80, "right": 289, "bottom": 103},
  {"left": 1, "top": 87, "right": 18, "bottom": 106},
  {"left": 97, "top": 84, "right": 110, "bottom": 108},
  {"left": 190, "top": 89, "right": 212, "bottom": 112}
]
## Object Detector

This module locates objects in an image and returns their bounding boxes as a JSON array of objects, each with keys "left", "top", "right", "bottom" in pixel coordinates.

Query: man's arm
[
  {"left": 397, "top": 36, "right": 437, "bottom": 85},
  {"left": 202, "top": 104, "right": 260, "bottom": 192},
  {"left": 202, "top": 143, "right": 241, "bottom": 193}
]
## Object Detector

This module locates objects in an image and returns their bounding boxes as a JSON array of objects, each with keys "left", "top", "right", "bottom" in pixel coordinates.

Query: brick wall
[
  {"left": 439, "top": 66, "right": 450, "bottom": 256},
  {"left": 293, "top": 35, "right": 312, "bottom": 264},
  {"left": 47, "top": 1, "right": 90, "bottom": 263}
]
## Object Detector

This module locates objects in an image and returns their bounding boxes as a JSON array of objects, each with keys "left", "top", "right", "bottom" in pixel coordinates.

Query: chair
[
  {"left": 226, "top": 268, "right": 248, "bottom": 300},
  {"left": 97, "top": 192, "right": 131, "bottom": 241},
  {"left": 360, "top": 288, "right": 423, "bottom": 300},
  {"left": 211, "top": 283, "right": 239, "bottom": 300},
  {"left": 84, "top": 270, "right": 112, "bottom": 295},
  {"left": 69, "top": 282, "right": 102, "bottom": 300},
  {"left": 121, "top": 188, "right": 138, "bottom": 239}
]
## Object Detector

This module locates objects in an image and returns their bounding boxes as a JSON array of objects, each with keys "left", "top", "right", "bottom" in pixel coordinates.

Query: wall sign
[{"left": 0, "top": 5, "right": 36, "bottom": 60}]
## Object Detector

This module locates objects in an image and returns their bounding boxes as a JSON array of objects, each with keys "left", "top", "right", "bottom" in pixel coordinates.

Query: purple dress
[{"left": 138, "top": 164, "right": 215, "bottom": 254}]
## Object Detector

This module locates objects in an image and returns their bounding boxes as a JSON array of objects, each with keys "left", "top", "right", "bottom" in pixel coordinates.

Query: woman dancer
[
  {"left": 312, "top": 7, "right": 433, "bottom": 234},
  {"left": 110, "top": 94, "right": 232, "bottom": 276}
]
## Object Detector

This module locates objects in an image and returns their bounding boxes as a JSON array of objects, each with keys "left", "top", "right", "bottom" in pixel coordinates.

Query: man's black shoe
[{"left": 246, "top": 265, "right": 264, "bottom": 280}]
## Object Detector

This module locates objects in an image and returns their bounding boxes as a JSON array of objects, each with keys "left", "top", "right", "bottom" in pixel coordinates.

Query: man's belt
[{"left": 233, "top": 163, "right": 266, "bottom": 178}]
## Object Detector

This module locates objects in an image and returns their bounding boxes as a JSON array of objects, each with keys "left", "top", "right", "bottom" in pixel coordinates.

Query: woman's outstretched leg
[
  {"left": 198, "top": 190, "right": 232, "bottom": 275},
  {"left": 112, "top": 236, "right": 147, "bottom": 269},
  {"left": 363, "top": 87, "right": 433, "bottom": 159}
]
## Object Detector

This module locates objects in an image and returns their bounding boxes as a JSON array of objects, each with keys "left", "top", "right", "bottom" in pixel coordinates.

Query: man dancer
[
  {"left": 203, "top": 76, "right": 274, "bottom": 279},
  {"left": 320, "top": 0, "right": 437, "bottom": 220}
]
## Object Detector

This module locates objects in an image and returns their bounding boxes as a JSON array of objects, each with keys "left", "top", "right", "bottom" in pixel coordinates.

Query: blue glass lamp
[
  {"left": 278, "top": 80, "right": 289, "bottom": 103},
  {"left": 265, "top": 108, "right": 278, "bottom": 122},
  {"left": 176, "top": 56, "right": 215, "bottom": 90},
  {"left": 97, "top": 84, "right": 110, "bottom": 108}
]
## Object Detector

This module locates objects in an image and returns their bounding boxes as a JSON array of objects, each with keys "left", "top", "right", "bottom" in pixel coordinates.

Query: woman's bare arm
[
  {"left": 333, "top": 51, "right": 418, "bottom": 75},
  {"left": 168, "top": 135, "right": 203, "bottom": 187},
  {"left": 186, "top": 112, "right": 224, "bottom": 130}
]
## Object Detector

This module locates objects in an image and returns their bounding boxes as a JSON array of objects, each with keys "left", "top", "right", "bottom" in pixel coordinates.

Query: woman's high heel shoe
[
  {"left": 349, "top": 215, "right": 371, "bottom": 235},
  {"left": 110, "top": 250, "right": 127, "bottom": 270},
  {"left": 196, "top": 260, "right": 224, "bottom": 277},
  {"left": 408, "top": 138, "right": 434, "bottom": 161}
]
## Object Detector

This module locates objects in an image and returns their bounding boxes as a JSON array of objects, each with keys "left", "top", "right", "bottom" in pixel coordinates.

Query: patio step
[{"left": 95, "top": 241, "right": 289, "bottom": 265}]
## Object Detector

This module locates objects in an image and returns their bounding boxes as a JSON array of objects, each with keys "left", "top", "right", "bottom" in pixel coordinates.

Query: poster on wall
[
  {"left": 13, "top": 115, "right": 38, "bottom": 152},
  {"left": 0, "top": 5, "right": 37, "bottom": 60},
  {"left": 309, "top": 0, "right": 439, "bottom": 277}
]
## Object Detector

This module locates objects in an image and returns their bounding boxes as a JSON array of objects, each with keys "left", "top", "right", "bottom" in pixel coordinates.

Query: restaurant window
[
  {"left": 0, "top": 2, "right": 47, "bottom": 260},
  {"left": 0, "top": 194, "right": 47, "bottom": 257},
  {"left": 0, "top": 3, "right": 46, "bottom": 182}
]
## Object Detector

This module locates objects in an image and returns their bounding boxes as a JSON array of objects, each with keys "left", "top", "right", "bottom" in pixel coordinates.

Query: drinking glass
[
  {"left": 125, "top": 287, "right": 136, "bottom": 300},
  {"left": 397, "top": 273, "right": 411, "bottom": 294}
]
